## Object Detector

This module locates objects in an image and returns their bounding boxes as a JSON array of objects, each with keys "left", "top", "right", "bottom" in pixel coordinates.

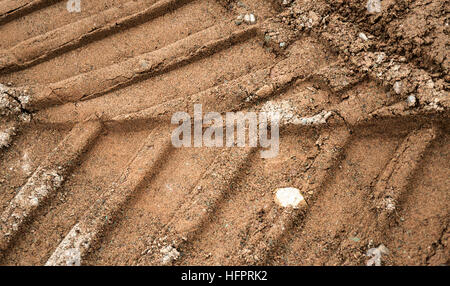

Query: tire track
[
  {"left": 137, "top": 147, "right": 255, "bottom": 265},
  {"left": 73, "top": 36, "right": 335, "bottom": 265},
  {"left": 45, "top": 128, "right": 172, "bottom": 265},
  {"left": 0, "top": 127, "right": 152, "bottom": 265},
  {"left": 323, "top": 126, "right": 438, "bottom": 265},
  {"left": 0, "top": 120, "right": 101, "bottom": 255},
  {"left": 0, "top": 0, "right": 227, "bottom": 84},
  {"left": 0, "top": 125, "right": 65, "bottom": 215},
  {"left": 374, "top": 127, "right": 438, "bottom": 228},
  {"left": 0, "top": 0, "right": 447, "bottom": 266},
  {"left": 26, "top": 21, "right": 258, "bottom": 110},
  {"left": 385, "top": 131, "right": 449, "bottom": 265},
  {"left": 272, "top": 131, "right": 403, "bottom": 265},
  {"left": 0, "top": 0, "right": 192, "bottom": 72},
  {"left": 33, "top": 37, "right": 329, "bottom": 126},
  {"left": 245, "top": 127, "right": 351, "bottom": 265},
  {"left": 0, "top": 0, "right": 132, "bottom": 50},
  {"left": 0, "top": 0, "right": 62, "bottom": 25},
  {"left": 82, "top": 146, "right": 225, "bottom": 265},
  {"left": 33, "top": 36, "right": 276, "bottom": 128}
]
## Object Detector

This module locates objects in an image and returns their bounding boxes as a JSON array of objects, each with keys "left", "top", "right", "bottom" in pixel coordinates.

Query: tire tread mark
[{"left": 0, "top": 119, "right": 102, "bottom": 253}]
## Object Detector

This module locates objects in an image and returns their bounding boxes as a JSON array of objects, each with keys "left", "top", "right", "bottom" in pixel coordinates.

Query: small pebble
[
  {"left": 244, "top": 13, "right": 256, "bottom": 25},
  {"left": 406, "top": 95, "right": 417, "bottom": 107},
  {"left": 366, "top": 244, "right": 389, "bottom": 266},
  {"left": 237, "top": 1, "right": 246, "bottom": 8},
  {"left": 160, "top": 245, "right": 180, "bottom": 265},
  {"left": 376, "top": 52, "right": 386, "bottom": 64},
  {"left": 235, "top": 14, "right": 243, "bottom": 25},
  {"left": 393, "top": 81, "right": 402, "bottom": 94},
  {"left": 359, "top": 32, "right": 368, "bottom": 41},
  {"left": 366, "top": 0, "right": 381, "bottom": 13},
  {"left": 274, "top": 187, "right": 305, "bottom": 209}
]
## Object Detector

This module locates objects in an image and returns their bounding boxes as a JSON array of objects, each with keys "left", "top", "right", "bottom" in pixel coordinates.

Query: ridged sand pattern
[{"left": 0, "top": 0, "right": 448, "bottom": 265}]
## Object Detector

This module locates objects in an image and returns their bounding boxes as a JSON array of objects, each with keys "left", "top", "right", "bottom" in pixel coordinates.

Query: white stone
[
  {"left": 160, "top": 245, "right": 180, "bottom": 265},
  {"left": 274, "top": 187, "right": 305, "bottom": 209},
  {"left": 375, "top": 53, "right": 385, "bottom": 64},
  {"left": 244, "top": 13, "right": 256, "bottom": 24},
  {"left": 406, "top": 95, "right": 417, "bottom": 107},
  {"left": 359, "top": 32, "right": 368, "bottom": 41},
  {"left": 393, "top": 81, "right": 402, "bottom": 94},
  {"left": 366, "top": 0, "right": 381, "bottom": 13},
  {"left": 0, "top": 127, "right": 15, "bottom": 149},
  {"left": 294, "top": 111, "right": 332, "bottom": 126},
  {"left": 366, "top": 244, "right": 389, "bottom": 266}
]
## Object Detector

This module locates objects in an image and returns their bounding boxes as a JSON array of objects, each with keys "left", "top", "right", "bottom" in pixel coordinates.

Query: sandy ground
[{"left": 0, "top": 0, "right": 448, "bottom": 265}]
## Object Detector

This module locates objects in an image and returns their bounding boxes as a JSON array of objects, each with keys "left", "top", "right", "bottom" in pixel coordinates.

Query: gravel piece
[
  {"left": 366, "top": 244, "right": 389, "bottom": 266},
  {"left": 393, "top": 81, "right": 402, "bottom": 94},
  {"left": 366, "top": 0, "right": 381, "bottom": 14},
  {"left": 407, "top": 95, "right": 417, "bottom": 107},
  {"left": 359, "top": 32, "right": 368, "bottom": 41},
  {"left": 243, "top": 13, "right": 256, "bottom": 25},
  {"left": 274, "top": 187, "right": 305, "bottom": 209},
  {"left": 160, "top": 245, "right": 180, "bottom": 265}
]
